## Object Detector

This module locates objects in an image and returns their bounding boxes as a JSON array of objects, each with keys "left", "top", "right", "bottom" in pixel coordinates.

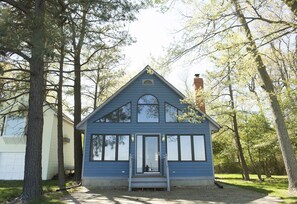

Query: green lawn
[
  {"left": 216, "top": 174, "right": 297, "bottom": 203},
  {"left": 0, "top": 180, "right": 73, "bottom": 204}
]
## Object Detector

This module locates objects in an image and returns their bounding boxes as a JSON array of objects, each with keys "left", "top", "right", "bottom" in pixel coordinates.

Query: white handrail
[
  {"left": 128, "top": 153, "right": 132, "bottom": 191},
  {"left": 164, "top": 154, "right": 170, "bottom": 191}
]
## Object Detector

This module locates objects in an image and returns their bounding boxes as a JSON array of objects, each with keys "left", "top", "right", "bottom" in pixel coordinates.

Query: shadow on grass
[
  {"left": 30, "top": 190, "right": 71, "bottom": 204},
  {"left": 217, "top": 181, "right": 273, "bottom": 195}
]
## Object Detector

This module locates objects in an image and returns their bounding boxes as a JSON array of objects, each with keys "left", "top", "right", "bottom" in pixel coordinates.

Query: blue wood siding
[{"left": 82, "top": 71, "right": 214, "bottom": 178}]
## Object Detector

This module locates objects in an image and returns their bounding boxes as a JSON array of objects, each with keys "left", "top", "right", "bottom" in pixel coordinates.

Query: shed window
[
  {"left": 91, "top": 134, "right": 130, "bottom": 161},
  {"left": 2, "top": 115, "right": 26, "bottom": 136},
  {"left": 137, "top": 95, "right": 159, "bottom": 122}
]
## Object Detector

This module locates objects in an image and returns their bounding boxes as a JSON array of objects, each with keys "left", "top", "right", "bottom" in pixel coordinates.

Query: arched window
[{"left": 137, "top": 95, "right": 159, "bottom": 122}]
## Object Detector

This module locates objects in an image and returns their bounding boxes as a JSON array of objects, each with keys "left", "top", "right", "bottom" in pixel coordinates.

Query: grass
[
  {"left": 0, "top": 180, "right": 75, "bottom": 204},
  {"left": 215, "top": 174, "right": 297, "bottom": 203}
]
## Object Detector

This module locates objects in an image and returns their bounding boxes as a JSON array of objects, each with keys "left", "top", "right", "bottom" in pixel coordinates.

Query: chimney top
[{"left": 193, "top": 74, "right": 205, "bottom": 113}]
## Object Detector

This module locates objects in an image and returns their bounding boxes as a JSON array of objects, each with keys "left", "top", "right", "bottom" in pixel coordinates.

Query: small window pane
[
  {"left": 97, "top": 118, "right": 105, "bottom": 122},
  {"left": 138, "top": 105, "right": 159, "bottom": 122},
  {"left": 180, "top": 136, "right": 192, "bottom": 161},
  {"left": 105, "top": 111, "right": 118, "bottom": 123},
  {"left": 118, "top": 135, "right": 130, "bottom": 160},
  {"left": 165, "top": 104, "right": 178, "bottom": 122},
  {"left": 194, "top": 135, "right": 206, "bottom": 161},
  {"left": 91, "top": 135, "right": 103, "bottom": 160},
  {"left": 104, "top": 135, "right": 116, "bottom": 160},
  {"left": 3, "top": 115, "right": 26, "bottom": 136},
  {"left": 167, "top": 135, "right": 178, "bottom": 160},
  {"left": 138, "top": 95, "right": 158, "bottom": 104},
  {"left": 119, "top": 103, "right": 131, "bottom": 122},
  {"left": 136, "top": 135, "right": 143, "bottom": 173}
]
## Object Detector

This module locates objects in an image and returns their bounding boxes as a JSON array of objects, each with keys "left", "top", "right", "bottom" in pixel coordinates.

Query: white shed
[{"left": 0, "top": 104, "right": 74, "bottom": 180}]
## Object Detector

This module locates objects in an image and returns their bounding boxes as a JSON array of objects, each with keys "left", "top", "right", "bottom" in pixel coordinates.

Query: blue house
[{"left": 77, "top": 66, "right": 220, "bottom": 190}]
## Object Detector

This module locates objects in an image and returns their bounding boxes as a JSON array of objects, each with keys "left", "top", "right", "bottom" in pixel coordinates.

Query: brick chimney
[{"left": 193, "top": 74, "right": 206, "bottom": 113}]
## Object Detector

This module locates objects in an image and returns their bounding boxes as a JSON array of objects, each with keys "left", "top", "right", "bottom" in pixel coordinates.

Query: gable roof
[
  {"left": 76, "top": 65, "right": 220, "bottom": 131},
  {"left": 0, "top": 100, "right": 73, "bottom": 125}
]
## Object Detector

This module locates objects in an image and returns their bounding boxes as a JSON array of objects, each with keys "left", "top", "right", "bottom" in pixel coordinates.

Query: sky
[{"left": 124, "top": 5, "right": 211, "bottom": 94}]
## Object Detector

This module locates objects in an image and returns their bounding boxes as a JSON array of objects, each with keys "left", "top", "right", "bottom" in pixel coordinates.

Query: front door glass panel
[
  {"left": 136, "top": 135, "right": 143, "bottom": 173},
  {"left": 144, "top": 136, "right": 159, "bottom": 172},
  {"left": 136, "top": 135, "right": 159, "bottom": 173}
]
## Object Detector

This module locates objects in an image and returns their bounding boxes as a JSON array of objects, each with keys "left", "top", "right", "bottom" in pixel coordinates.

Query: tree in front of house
[
  {"left": 0, "top": 0, "right": 48, "bottom": 200},
  {"left": 60, "top": 0, "right": 143, "bottom": 181}
]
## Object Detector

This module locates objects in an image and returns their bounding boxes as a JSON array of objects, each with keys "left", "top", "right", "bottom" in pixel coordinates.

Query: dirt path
[{"left": 61, "top": 184, "right": 282, "bottom": 204}]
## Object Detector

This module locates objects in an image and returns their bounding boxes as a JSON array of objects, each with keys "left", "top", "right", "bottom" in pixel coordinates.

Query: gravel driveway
[{"left": 61, "top": 184, "right": 282, "bottom": 204}]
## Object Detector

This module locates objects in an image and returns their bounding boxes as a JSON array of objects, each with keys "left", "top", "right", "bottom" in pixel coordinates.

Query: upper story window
[
  {"left": 137, "top": 95, "right": 159, "bottom": 122},
  {"left": 1, "top": 115, "right": 26, "bottom": 136},
  {"left": 95, "top": 103, "right": 131, "bottom": 123},
  {"left": 165, "top": 103, "right": 186, "bottom": 123}
]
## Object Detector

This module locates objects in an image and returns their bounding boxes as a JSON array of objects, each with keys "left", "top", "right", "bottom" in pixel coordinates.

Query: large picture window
[
  {"left": 193, "top": 135, "right": 206, "bottom": 161},
  {"left": 180, "top": 136, "right": 192, "bottom": 161},
  {"left": 95, "top": 103, "right": 131, "bottom": 123},
  {"left": 166, "top": 135, "right": 206, "bottom": 161},
  {"left": 91, "top": 134, "right": 130, "bottom": 161},
  {"left": 166, "top": 135, "right": 178, "bottom": 161},
  {"left": 137, "top": 95, "right": 159, "bottom": 122}
]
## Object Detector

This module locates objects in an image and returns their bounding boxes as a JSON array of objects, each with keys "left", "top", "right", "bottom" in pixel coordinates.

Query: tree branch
[
  {"left": 0, "top": 0, "right": 29, "bottom": 15},
  {"left": 0, "top": 47, "right": 31, "bottom": 62}
]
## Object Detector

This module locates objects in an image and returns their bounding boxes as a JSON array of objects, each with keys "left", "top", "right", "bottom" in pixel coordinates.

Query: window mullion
[
  {"left": 178, "top": 135, "right": 181, "bottom": 161},
  {"left": 102, "top": 135, "right": 105, "bottom": 161},
  {"left": 191, "top": 135, "right": 194, "bottom": 161},
  {"left": 115, "top": 135, "right": 119, "bottom": 161}
]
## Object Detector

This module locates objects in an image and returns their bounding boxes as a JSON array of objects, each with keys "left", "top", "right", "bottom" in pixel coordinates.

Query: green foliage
[
  {"left": 0, "top": 180, "right": 74, "bottom": 203},
  {"left": 179, "top": 95, "right": 206, "bottom": 124}
]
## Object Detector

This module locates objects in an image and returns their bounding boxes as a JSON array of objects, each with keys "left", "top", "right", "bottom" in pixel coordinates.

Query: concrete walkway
[{"left": 61, "top": 184, "right": 282, "bottom": 204}]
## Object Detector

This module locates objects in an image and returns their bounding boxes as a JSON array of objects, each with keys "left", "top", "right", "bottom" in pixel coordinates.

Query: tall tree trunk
[
  {"left": 227, "top": 67, "right": 250, "bottom": 180},
  {"left": 22, "top": 0, "right": 45, "bottom": 201},
  {"left": 73, "top": 54, "right": 82, "bottom": 182},
  {"left": 57, "top": 39, "right": 66, "bottom": 190},
  {"left": 247, "top": 145, "right": 263, "bottom": 181},
  {"left": 71, "top": 7, "right": 88, "bottom": 182},
  {"left": 232, "top": 0, "right": 297, "bottom": 192}
]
